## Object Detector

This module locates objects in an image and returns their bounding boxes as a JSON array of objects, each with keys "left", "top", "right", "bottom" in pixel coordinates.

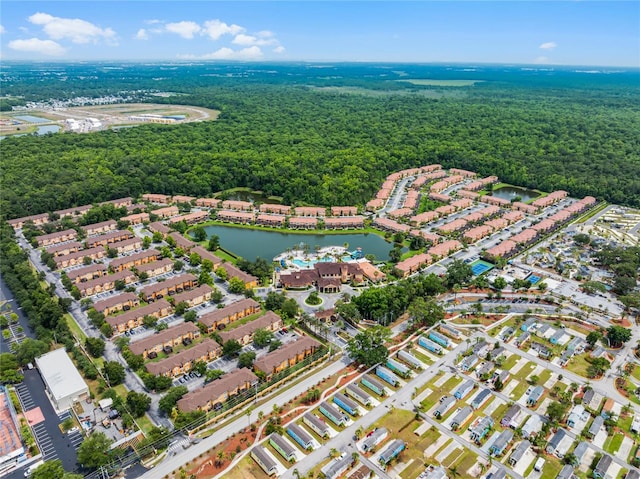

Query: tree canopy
[{"left": 346, "top": 325, "right": 391, "bottom": 367}]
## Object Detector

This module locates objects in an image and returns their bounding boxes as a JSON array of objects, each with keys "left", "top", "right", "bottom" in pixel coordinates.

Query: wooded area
[{"left": 1, "top": 63, "right": 638, "bottom": 218}]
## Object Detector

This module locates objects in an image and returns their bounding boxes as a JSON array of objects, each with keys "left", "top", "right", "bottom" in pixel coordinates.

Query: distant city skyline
[{"left": 1, "top": 1, "right": 638, "bottom": 67}]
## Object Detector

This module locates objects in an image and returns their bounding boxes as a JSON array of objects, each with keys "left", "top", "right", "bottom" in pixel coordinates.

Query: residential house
[
  {"left": 471, "top": 389, "right": 492, "bottom": 410},
  {"left": 591, "top": 346, "right": 606, "bottom": 359},
  {"left": 476, "top": 362, "right": 495, "bottom": 378},
  {"left": 587, "top": 415, "right": 604, "bottom": 438},
  {"left": 593, "top": 454, "right": 613, "bottom": 479},
  {"left": 566, "top": 337, "right": 586, "bottom": 354},
  {"left": 168, "top": 232, "right": 195, "bottom": 252},
  {"left": 109, "top": 249, "right": 160, "bottom": 272},
  {"left": 489, "top": 347, "right": 505, "bottom": 361},
  {"left": 287, "top": 423, "right": 314, "bottom": 451},
  {"left": 397, "top": 350, "right": 423, "bottom": 369},
  {"left": 550, "top": 329, "right": 571, "bottom": 345},
  {"left": 318, "top": 401, "right": 348, "bottom": 427},
  {"left": 67, "top": 263, "right": 107, "bottom": 284},
  {"left": 345, "top": 384, "right": 372, "bottom": 407},
  {"left": 92, "top": 292, "right": 139, "bottom": 316},
  {"left": 7, "top": 213, "right": 49, "bottom": 229},
  {"left": 288, "top": 217, "right": 317, "bottom": 229},
  {"left": 571, "top": 441, "right": 589, "bottom": 466},
  {"left": 521, "top": 414, "right": 543, "bottom": 439},
  {"left": 434, "top": 396, "right": 457, "bottom": 419},
  {"left": 54, "top": 246, "right": 106, "bottom": 269},
  {"left": 81, "top": 220, "right": 117, "bottom": 236},
  {"left": 219, "top": 311, "right": 283, "bottom": 346},
  {"left": 171, "top": 284, "right": 214, "bottom": 308},
  {"left": 378, "top": 439, "right": 405, "bottom": 465},
  {"left": 450, "top": 406, "right": 473, "bottom": 430},
  {"left": 195, "top": 198, "right": 221, "bottom": 208},
  {"left": 145, "top": 338, "right": 221, "bottom": 378},
  {"left": 253, "top": 336, "right": 321, "bottom": 380},
  {"left": 294, "top": 206, "right": 326, "bottom": 217},
  {"left": 557, "top": 465, "right": 576, "bottom": 479},
  {"left": 190, "top": 245, "right": 222, "bottom": 268},
  {"left": 330, "top": 206, "right": 357, "bottom": 216},
  {"left": 515, "top": 331, "right": 531, "bottom": 347},
  {"left": 142, "top": 193, "right": 171, "bottom": 204},
  {"left": 148, "top": 221, "right": 170, "bottom": 236},
  {"left": 361, "top": 375, "right": 386, "bottom": 396},
  {"left": 530, "top": 342, "right": 552, "bottom": 359},
  {"left": 153, "top": 206, "right": 179, "bottom": 218},
  {"left": 36, "top": 229, "right": 78, "bottom": 247},
  {"left": 546, "top": 428, "right": 568, "bottom": 456},
  {"left": 582, "top": 389, "right": 603, "bottom": 412},
  {"left": 54, "top": 204, "right": 92, "bottom": 218},
  {"left": 140, "top": 273, "right": 197, "bottom": 302},
  {"left": 454, "top": 380, "right": 475, "bottom": 400},
  {"left": 501, "top": 404, "right": 522, "bottom": 428},
  {"left": 78, "top": 270, "right": 136, "bottom": 297},
  {"left": 375, "top": 366, "right": 400, "bottom": 387},
  {"left": 198, "top": 298, "right": 261, "bottom": 333},
  {"left": 85, "top": 230, "right": 133, "bottom": 248},
  {"left": 470, "top": 416, "right": 494, "bottom": 443},
  {"left": 321, "top": 454, "right": 352, "bottom": 479},
  {"left": 106, "top": 300, "right": 172, "bottom": 333},
  {"left": 422, "top": 466, "right": 448, "bottom": 479},
  {"left": 136, "top": 258, "right": 173, "bottom": 278},
  {"left": 625, "top": 471, "right": 640, "bottom": 479},
  {"left": 46, "top": 241, "right": 82, "bottom": 257},
  {"left": 567, "top": 405, "right": 589, "bottom": 428},
  {"left": 251, "top": 446, "right": 278, "bottom": 476},
  {"left": 110, "top": 237, "right": 143, "bottom": 254},
  {"left": 120, "top": 212, "right": 149, "bottom": 225},
  {"left": 303, "top": 413, "right": 331, "bottom": 438},
  {"left": 361, "top": 428, "right": 388, "bottom": 452},
  {"left": 493, "top": 370, "right": 511, "bottom": 387},
  {"left": 218, "top": 200, "right": 250, "bottom": 211},
  {"left": 129, "top": 322, "right": 200, "bottom": 359},
  {"left": 527, "top": 386, "right": 544, "bottom": 406},
  {"left": 255, "top": 214, "right": 286, "bottom": 227},
  {"left": 490, "top": 429, "right": 513, "bottom": 456},
  {"left": 460, "top": 354, "right": 479, "bottom": 372},
  {"left": 269, "top": 433, "right": 297, "bottom": 462},
  {"left": 631, "top": 415, "right": 640, "bottom": 434},
  {"left": 508, "top": 440, "right": 530, "bottom": 466}
]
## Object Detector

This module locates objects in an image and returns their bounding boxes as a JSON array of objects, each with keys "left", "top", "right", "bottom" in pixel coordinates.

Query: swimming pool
[
  {"left": 470, "top": 260, "right": 495, "bottom": 276},
  {"left": 291, "top": 257, "right": 334, "bottom": 269}
]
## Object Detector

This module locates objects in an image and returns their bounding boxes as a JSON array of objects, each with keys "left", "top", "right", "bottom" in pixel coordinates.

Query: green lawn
[
  {"left": 632, "top": 365, "right": 640, "bottom": 382},
  {"left": 513, "top": 362, "right": 536, "bottom": 382},
  {"left": 565, "top": 354, "right": 591, "bottom": 378},
  {"left": 65, "top": 313, "right": 87, "bottom": 341},
  {"left": 409, "top": 348, "right": 434, "bottom": 366},
  {"left": 541, "top": 456, "right": 564, "bottom": 479},
  {"left": 508, "top": 380, "right": 530, "bottom": 401},
  {"left": 135, "top": 414, "right": 156, "bottom": 435},
  {"left": 604, "top": 432, "right": 625, "bottom": 454},
  {"left": 501, "top": 354, "right": 520, "bottom": 370},
  {"left": 420, "top": 376, "right": 463, "bottom": 412},
  {"left": 537, "top": 369, "right": 552, "bottom": 386}
]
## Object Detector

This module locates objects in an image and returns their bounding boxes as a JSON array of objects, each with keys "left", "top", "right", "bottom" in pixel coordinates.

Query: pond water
[
  {"left": 0, "top": 125, "right": 61, "bottom": 140},
  {"left": 200, "top": 225, "right": 402, "bottom": 262},
  {"left": 491, "top": 186, "right": 540, "bottom": 203},
  {"left": 13, "top": 115, "right": 50, "bottom": 124}
]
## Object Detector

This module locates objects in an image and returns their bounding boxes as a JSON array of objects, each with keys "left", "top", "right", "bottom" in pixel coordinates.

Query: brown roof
[
  {"left": 110, "top": 249, "right": 160, "bottom": 270},
  {"left": 190, "top": 246, "right": 222, "bottom": 266},
  {"left": 54, "top": 204, "right": 92, "bottom": 217},
  {"left": 93, "top": 292, "right": 139, "bottom": 313},
  {"left": 177, "top": 368, "right": 258, "bottom": 412},
  {"left": 279, "top": 270, "right": 317, "bottom": 288},
  {"left": 110, "top": 237, "right": 143, "bottom": 250},
  {"left": 145, "top": 338, "right": 221, "bottom": 376},
  {"left": 219, "top": 311, "right": 283, "bottom": 343},
  {"left": 253, "top": 336, "right": 321, "bottom": 374},
  {"left": 136, "top": 258, "right": 174, "bottom": 274},
  {"left": 36, "top": 228, "right": 78, "bottom": 243},
  {"left": 168, "top": 232, "right": 195, "bottom": 250},
  {"left": 46, "top": 241, "right": 83, "bottom": 255},
  {"left": 129, "top": 322, "right": 200, "bottom": 356},
  {"left": 106, "top": 299, "right": 172, "bottom": 327},
  {"left": 148, "top": 221, "right": 171, "bottom": 234},
  {"left": 54, "top": 246, "right": 106, "bottom": 266},
  {"left": 86, "top": 230, "right": 133, "bottom": 247},
  {"left": 288, "top": 216, "right": 317, "bottom": 226},
  {"left": 121, "top": 212, "right": 150, "bottom": 223},
  {"left": 141, "top": 273, "right": 197, "bottom": 297},
  {"left": 171, "top": 284, "right": 213, "bottom": 304},
  {"left": 81, "top": 220, "right": 117, "bottom": 233},
  {"left": 220, "top": 263, "right": 258, "bottom": 285},
  {"left": 66, "top": 263, "right": 107, "bottom": 281},
  {"left": 198, "top": 298, "right": 260, "bottom": 328},
  {"left": 99, "top": 197, "right": 133, "bottom": 207},
  {"left": 79, "top": 270, "right": 135, "bottom": 294}
]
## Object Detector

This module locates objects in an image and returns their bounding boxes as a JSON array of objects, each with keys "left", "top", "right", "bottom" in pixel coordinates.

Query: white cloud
[
  {"left": 135, "top": 28, "right": 148, "bottom": 40},
  {"left": 203, "top": 19, "right": 244, "bottom": 40},
  {"left": 539, "top": 42, "right": 557, "bottom": 50},
  {"left": 0, "top": 25, "right": 5, "bottom": 34},
  {"left": 145, "top": 19, "right": 162, "bottom": 25},
  {"left": 273, "top": 46, "right": 285, "bottom": 54},
  {"left": 9, "top": 37, "right": 66, "bottom": 56},
  {"left": 165, "top": 21, "right": 201, "bottom": 39},
  {"left": 179, "top": 46, "right": 263, "bottom": 60},
  {"left": 28, "top": 12, "right": 115, "bottom": 44},
  {"left": 232, "top": 33, "right": 277, "bottom": 47}
]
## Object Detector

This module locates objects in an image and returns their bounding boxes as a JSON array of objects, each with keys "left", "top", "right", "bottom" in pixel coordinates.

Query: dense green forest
[{"left": 1, "top": 62, "right": 639, "bottom": 218}]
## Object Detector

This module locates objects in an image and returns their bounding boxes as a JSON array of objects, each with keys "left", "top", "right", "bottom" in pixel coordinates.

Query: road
[{"left": 139, "top": 354, "right": 352, "bottom": 479}]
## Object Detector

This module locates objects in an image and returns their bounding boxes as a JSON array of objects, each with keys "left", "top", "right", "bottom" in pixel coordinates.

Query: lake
[
  {"left": 0, "top": 125, "right": 61, "bottom": 140},
  {"left": 221, "top": 190, "right": 282, "bottom": 205},
  {"left": 200, "top": 225, "right": 400, "bottom": 262},
  {"left": 491, "top": 186, "right": 540, "bottom": 203}
]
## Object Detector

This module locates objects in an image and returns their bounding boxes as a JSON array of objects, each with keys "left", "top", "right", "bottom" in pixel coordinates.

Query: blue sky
[{"left": 1, "top": 2, "right": 638, "bottom": 66}]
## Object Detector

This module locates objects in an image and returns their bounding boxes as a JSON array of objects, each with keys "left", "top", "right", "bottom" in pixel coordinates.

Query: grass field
[
  {"left": 604, "top": 432, "right": 625, "bottom": 454},
  {"left": 225, "top": 454, "right": 271, "bottom": 479},
  {"left": 565, "top": 355, "right": 591, "bottom": 378}
]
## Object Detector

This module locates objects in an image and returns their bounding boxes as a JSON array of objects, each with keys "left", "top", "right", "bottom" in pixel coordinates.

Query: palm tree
[
  {"left": 329, "top": 448, "right": 340, "bottom": 459},
  {"left": 355, "top": 427, "right": 363, "bottom": 440},
  {"left": 215, "top": 450, "right": 225, "bottom": 466},
  {"left": 351, "top": 452, "right": 359, "bottom": 464},
  {"left": 293, "top": 469, "right": 300, "bottom": 479},
  {"left": 258, "top": 410, "right": 264, "bottom": 422}
]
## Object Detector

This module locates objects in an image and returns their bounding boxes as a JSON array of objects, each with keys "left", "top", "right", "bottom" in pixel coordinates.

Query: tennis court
[
  {"left": 527, "top": 274, "right": 542, "bottom": 285},
  {"left": 470, "top": 260, "right": 495, "bottom": 276}
]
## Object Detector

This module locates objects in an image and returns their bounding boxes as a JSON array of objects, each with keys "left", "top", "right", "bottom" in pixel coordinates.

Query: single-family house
[
  {"left": 251, "top": 446, "right": 278, "bottom": 476},
  {"left": 557, "top": 465, "right": 576, "bottom": 479},
  {"left": 303, "top": 413, "right": 331, "bottom": 438},
  {"left": 508, "top": 440, "right": 530, "bottom": 466},
  {"left": 476, "top": 362, "right": 495, "bottom": 378},
  {"left": 567, "top": 405, "right": 589, "bottom": 428},
  {"left": 546, "top": 428, "right": 567, "bottom": 455},
  {"left": 378, "top": 439, "right": 405, "bottom": 465},
  {"left": 490, "top": 429, "right": 513, "bottom": 456},
  {"left": 345, "top": 384, "right": 372, "bottom": 407},
  {"left": 571, "top": 441, "right": 589, "bottom": 466},
  {"left": 521, "top": 414, "right": 543, "bottom": 439},
  {"left": 454, "top": 380, "right": 475, "bottom": 400},
  {"left": 587, "top": 415, "right": 604, "bottom": 438},
  {"left": 287, "top": 423, "right": 315, "bottom": 451},
  {"left": 450, "top": 406, "right": 473, "bottom": 430},
  {"left": 319, "top": 401, "right": 348, "bottom": 427},
  {"left": 470, "top": 416, "right": 494, "bottom": 443},
  {"left": 527, "top": 386, "right": 544, "bottom": 406},
  {"left": 434, "top": 396, "right": 457, "bottom": 419},
  {"left": 501, "top": 404, "right": 522, "bottom": 428},
  {"left": 593, "top": 454, "right": 613, "bottom": 479},
  {"left": 361, "top": 427, "right": 388, "bottom": 452},
  {"left": 269, "top": 433, "right": 297, "bottom": 462},
  {"left": 460, "top": 354, "right": 479, "bottom": 372},
  {"left": 322, "top": 454, "right": 352, "bottom": 479},
  {"left": 471, "top": 389, "right": 493, "bottom": 410}
]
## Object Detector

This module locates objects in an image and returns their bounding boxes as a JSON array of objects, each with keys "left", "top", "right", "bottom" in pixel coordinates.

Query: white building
[{"left": 35, "top": 348, "right": 89, "bottom": 411}]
